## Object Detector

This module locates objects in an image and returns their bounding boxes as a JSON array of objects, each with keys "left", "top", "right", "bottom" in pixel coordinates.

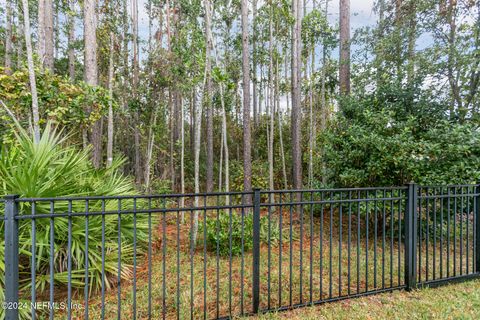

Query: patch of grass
[
  {"left": 253, "top": 279, "right": 480, "bottom": 319},
  {"left": 57, "top": 206, "right": 475, "bottom": 319}
]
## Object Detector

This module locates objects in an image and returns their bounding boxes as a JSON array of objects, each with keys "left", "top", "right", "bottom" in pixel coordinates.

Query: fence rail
[{"left": 2, "top": 183, "right": 479, "bottom": 319}]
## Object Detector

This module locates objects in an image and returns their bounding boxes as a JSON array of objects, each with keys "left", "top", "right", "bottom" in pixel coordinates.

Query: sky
[
  {"left": 133, "top": 0, "right": 377, "bottom": 60},
  {"left": 1, "top": 0, "right": 378, "bottom": 60},
  {"left": 133, "top": 0, "right": 377, "bottom": 36}
]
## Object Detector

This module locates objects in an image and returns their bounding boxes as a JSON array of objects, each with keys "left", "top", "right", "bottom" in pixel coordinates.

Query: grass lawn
[
  {"left": 44, "top": 198, "right": 475, "bottom": 319},
  {"left": 253, "top": 279, "right": 480, "bottom": 319},
  {"left": 80, "top": 205, "right": 474, "bottom": 319}
]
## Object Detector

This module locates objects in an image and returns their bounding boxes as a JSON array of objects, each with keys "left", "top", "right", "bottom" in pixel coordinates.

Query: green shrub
[
  {"left": 199, "top": 211, "right": 288, "bottom": 256},
  {"left": 0, "top": 122, "right": 147, "bottom": 319},
  {"left": 199, "top": 210, "right": 253, "bottom": 256},
  {"left": 320, "top": 87, "right": 480, "bottom": 187},
  {"left": 0, "top": 67, "right": 112, "bottom": 147}
]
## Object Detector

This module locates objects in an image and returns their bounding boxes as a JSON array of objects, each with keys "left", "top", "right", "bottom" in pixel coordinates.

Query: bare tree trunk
[
  {"left": 268, "top": 5, "right": 275, "bottom": 191},
  {"left": 180, "top": 96, "right": 185, "bottom": 220},
  {"left": 395, "top": 0, "right": 403, "bottom": 79},
  {"left": 132, "top": 0, "right": 141, "bottom": 182},
  {"left": 44, "top": 0, "right": 54, "bottom": 70},
  {"left": 339, "top": 0, "right": 351, "bottom": 96},
  {"left": 169, "top": 92, "right": 175, "bottom": 189},
  {"left": 190, "top": 89, "right": 195, "bottom": 155},
  {"left": 219, "top": 127, "right": 223, "bottom": 190},
  {"left": 277, "top": 57, "right": 287, "bottom": 189},
  {"left": 122, "top": 0, "right": 129, "bottom": 112},
  {"left": 21, "top": 0, "right": 40, "bottom": 142},
  {"left": 5, "top": 0, "right": 13, "bottom": 74},
  {"left": 291, "top": 0, "right": 303, "bottom": 190},
  {"left": 447, "top": 0, "right": 461, "bottom": 117},
  {"left": 406, "top": 1, "right": 416, "bottom": 88},
  {"left": 106, "top": 32, "right": 115, "bottom": 168},
  {"left": 213, "top": 34, "right": 230, "bottom": 204},
  {"left": 84, "top": 0, "right": 102, "bottom": 168},
  {"left": 16, "top": 4, "right": 24, "bottom": 66},
  {"left": 320, "top": 0, "right": 329, "bottom": 185},
  {"left": 252, "top": 0, "right": 258, "bottom": 129},
  {"left": 193, "top": 86, "right": 204, "bottom": 246},
  {"left": 241, "top": 0, "right": 252, "bottom": 199},
  {"left": 37, "top": 0, "right": 45, "bottom": 63},
  {"left": 375, "top": 0, "right": 385, "bottom": 87},
  {"left": 67, "top": 0, "right": 76, "bottom": 81},
  {"left": 144, "top": 105, "right": 158, "bottom": 190},
  {"left": 308, "top": 41, "right": 315, "bottom": 188},
  {"left": 205, "top": 0, "right": 214, "bottom": 192},
  {"left": 166, "top": 0, "right": 175, "bottom": 190}
]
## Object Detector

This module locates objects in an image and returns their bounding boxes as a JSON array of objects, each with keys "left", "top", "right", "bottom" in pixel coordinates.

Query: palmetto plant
[{"left": 0, "top": 122, "right": 148, "bottom": 318}]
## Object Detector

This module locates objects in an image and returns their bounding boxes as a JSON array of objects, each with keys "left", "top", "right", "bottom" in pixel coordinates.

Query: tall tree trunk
[
  {"left": 193, "top": 86, "right": 203, "bottom": 246},
  {"left": 53, "top": 0, "right": 59, "bottom": 62},
  {"left": 447, "top": 0, "right": 461, "bottom": 117},
  {"left": 37, "top": 0, "right": 45, "bottom": 64},
  {"left": 180, "top": 96, "right": 185, "bottom": 220},
  {"left": 339, "top": 0, "right": 351, "bottom": 96},
  {"left": 16, "top": 3, "right": 24, "bottom": 66},
  {"left": 213, "top": 34, "right": 230, "bottom": 204},
  {"left": 277, "top": 56, "right": 288, "bottom": 189},
  {"left": 106, "top": 31, "right": 115, "bottom": 168},
  {"left": 5, "top": 0, "right": 13, "bottom": 74},
  {"left": 291, "top": 0, "right": 302, "bottom": 190},
  {"left": 308, "top": 38, "right": 315, "bottom": 188},
  {"left": 166, "top": 0, "right": 175, "bottom": 190},
  {"left": 252, "top": 0, "right": 258, "bottom": 129},
  {"left": 144, "top": 104, "right": 158, "bottom": 191},
  {"left": 221, "top": 93, "right": 230, "bottom": 201},
  {"left": 395, "top": 0, "right": 403, "bottom": 80},
  {"left": 321, "top": 0, "right": 329, "bottom": 185},
  {"left": 84, "top": 0, "right": 102, "bottom": 168},
  {"left": 406, "top": 0, "right": 417, "bottom": 110},
  {"left": 43, "top": 0, "right": 54, "bottom": 70},
  {"left": 132, "top": 0, "right": 141, "bottom": 182},
  {"left": 241, "top": 0, "right": 252, "bottom": 198},
  {"left": 375, "top": 0, "right": 385, "bottom": 88},
  {"left": 169, "top": 92, "right": 175, "bottom": 189},
  {"left": 407, "top": 1, "right": 416, "bottom": 83},
  {"left": 190, "top": 89, "right": 195, "bottom": 155},
  {"left": 122, "top": 0, "right": 129, "bottom": 111},
  {"left": 205, "top": 0, "right": 214, "bottom": 192},
  {"left": 268, "top": 4, "right": 275, "bottom": 191},
  {"left": 21, "top": 0, "right": 40, "bottom": 142},
  {"left": 67, "top": 0, "right": 76, "bottom": 81}
]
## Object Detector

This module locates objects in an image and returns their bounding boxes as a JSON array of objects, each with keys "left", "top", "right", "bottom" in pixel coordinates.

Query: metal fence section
[
  {"left": 2, "top": 184, "right": 479, "bottom": 319},
  {"left": 416, "top": 185, "right": 479, "bottom": 287},
  {"left": 258, "top": 186, "right": 408, "bottom": 313}
]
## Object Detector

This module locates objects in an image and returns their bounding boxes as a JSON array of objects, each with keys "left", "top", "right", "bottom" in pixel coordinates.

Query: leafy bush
[
  {"left": 320, "top": 87, "right": 480, "bottom": 187},
  {"left": 199, "top": 211, "right": 284, "bottom": 256},
  {"left": 0, "top": 67, "right": 112, "bottom": 146},
  {"left": 199, "top": 210, "right": 253, "bottom": 256},
  {"left": 230, "top": 160, "right": 269, "bottom": 192},
  {"left": 0, "top": 122, "right": 147, "bottom": 318}
]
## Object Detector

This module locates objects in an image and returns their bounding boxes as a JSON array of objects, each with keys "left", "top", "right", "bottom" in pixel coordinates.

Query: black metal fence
[{"left": 2, "top": 184, "right": 479, "bottom": 319}]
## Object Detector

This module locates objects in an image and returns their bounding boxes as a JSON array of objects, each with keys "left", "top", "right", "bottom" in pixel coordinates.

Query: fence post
[
  {"left": 252, "top": 188, "right": 261, "bottom": 314},
  {"left": 476, "top": 182, "right": 480, "bottom": 273},
  {"left": 405, "top": 183, "right": 417, "bottom": 291},
  {"left": 4, "top": 195, "right": 19, "bottom": 320}
]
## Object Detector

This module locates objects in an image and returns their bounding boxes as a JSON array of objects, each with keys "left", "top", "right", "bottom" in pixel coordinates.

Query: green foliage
[
  {"left": 0, "top": 123, "right": 147, "bottom": 318},
  {"left": 321, "top": 87, "right": 480, "bottom": 187},
  {"left": 0, "top": 67, "right": 113, "bottom": 145},
  {"left": 231, "top": 160, "right": 269, "bottom": 191},
  {"left": 199, "top": 211, "right": 283, "bottom": 257},
  {"left": 200, "top": 210, "right": 253, "bottom": 256},
  {"left": 302, "top": 8, "right": 336, "bottom": 52}
]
